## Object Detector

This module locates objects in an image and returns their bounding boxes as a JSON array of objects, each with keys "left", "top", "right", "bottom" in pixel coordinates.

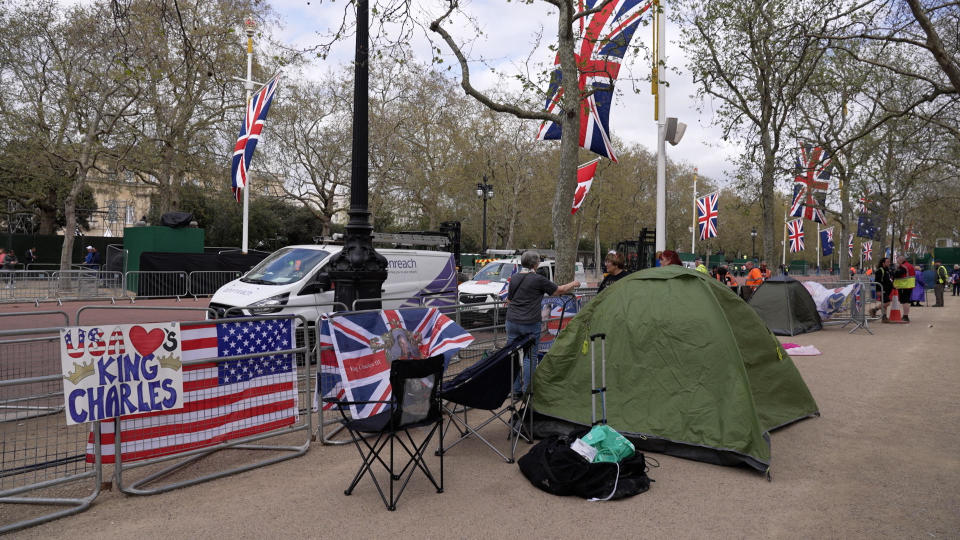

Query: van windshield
[
  {"left": 473, "top": 262, "right": 517, "bottom": 283},
  {"left": 242, "top": 248, "right": 330, "bottom": 285}
]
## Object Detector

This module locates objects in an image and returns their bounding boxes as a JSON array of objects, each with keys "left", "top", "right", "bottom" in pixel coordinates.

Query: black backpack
[{"left": 518, "top": 430, "right": 653, "bottom": 500}]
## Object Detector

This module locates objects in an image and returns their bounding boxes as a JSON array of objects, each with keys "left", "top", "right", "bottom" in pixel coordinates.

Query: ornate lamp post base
[{"left": 329, "top": 224, "right": 387, "bottom": 311}]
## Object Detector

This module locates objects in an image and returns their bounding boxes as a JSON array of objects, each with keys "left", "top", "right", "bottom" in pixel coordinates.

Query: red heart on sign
[{"left": 129, "top": 326, "right": 165, "bottom": 358}]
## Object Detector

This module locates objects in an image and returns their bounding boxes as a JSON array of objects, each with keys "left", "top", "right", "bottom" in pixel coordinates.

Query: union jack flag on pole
[
  {"left": 536, "top": 0, "right": 654, "bottom": 161},
  {"left": 863, "top": 241, "right": 872, "bottom": 261},
  {"left": 789, "top": 143, "right": 830, "bottom": 224},
  {"left": 696, "top": 192, "right": 719, "bottom": 240},
  {"left": 787, "top": 218, "right": 804, "bottom": 253},
  {"left": 232, "top": 74, "right": 280, "bottom": 202},
  {"left": 848, "top": 234, "right": 854, "bottom": 258},
  {"left": 317, "top": 308, "right": 473, "bottom": 419}
]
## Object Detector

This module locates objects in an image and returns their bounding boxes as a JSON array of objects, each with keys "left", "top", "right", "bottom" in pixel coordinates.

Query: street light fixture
[
  {"left": 477, "top": 177, "right": 494, "bottom": 253},
  {"left": 751, "top": 227, "right": 758, "bottom": 261}
]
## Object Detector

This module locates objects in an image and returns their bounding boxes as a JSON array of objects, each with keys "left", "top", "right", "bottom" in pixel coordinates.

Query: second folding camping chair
[
  {"left": 324, "top": 355, "right": 445, "bottom": 511},
  {"left": 439, "top": 334, "right": 537, "bottom": 463}
]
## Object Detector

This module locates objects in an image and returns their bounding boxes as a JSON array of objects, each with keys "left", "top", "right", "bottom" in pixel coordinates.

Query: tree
[
  {"left": 430, "top": 0, "right": 633, "bottom": 282},
  {"left": 674, "top": 0, "right": 836, "bottom": 265},
  {"left": 1, "top": 1, "right": 144, "bottom": 268}
]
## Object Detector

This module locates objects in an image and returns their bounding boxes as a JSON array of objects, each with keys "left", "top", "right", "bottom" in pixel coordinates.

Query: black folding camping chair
[
  {"left": 439, "top": 334, "right": 537, "bottom": 463},
  {"left": 324, "top": 355, "right": 445, "bottom": 511}
]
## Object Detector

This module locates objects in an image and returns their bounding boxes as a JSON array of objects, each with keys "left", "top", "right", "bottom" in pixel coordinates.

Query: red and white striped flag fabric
[
  {"left": 87, "top": 319, "right": 298, "bottom": 463},
  {"left": 571, "top": 158, "right": 601, "bottom": 215}
]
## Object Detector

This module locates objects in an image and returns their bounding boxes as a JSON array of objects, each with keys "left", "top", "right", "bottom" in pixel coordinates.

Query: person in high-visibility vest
[
  {"left": 744, "top": 261, "right": 763, "bottom": 300},
  {"left": 695, "top": 258, "right": 708, "bottom": 274},
  {"left": 934, "top": 260, "right": 949, "bottom": 307}
]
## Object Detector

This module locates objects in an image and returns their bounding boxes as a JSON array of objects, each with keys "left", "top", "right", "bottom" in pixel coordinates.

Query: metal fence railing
[
  {"left": 188, "top": 271, "right": 243, "bottom": 298},
  {"left": 0, "top": 325, "right": 103, "bottom": 534}
]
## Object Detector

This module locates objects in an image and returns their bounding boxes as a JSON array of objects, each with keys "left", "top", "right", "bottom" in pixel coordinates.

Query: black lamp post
[
  {"left": 751, "top": 227, "right": 757, "bottom": 261},
  {"left": 327, "top": 0, "right": 387, "bottom": 311},
  {"left": 476, "top": 178, "right": 493, "bottom": 253}
]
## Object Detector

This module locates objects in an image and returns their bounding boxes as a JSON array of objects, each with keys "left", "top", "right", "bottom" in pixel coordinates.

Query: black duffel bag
[{"left": 517, "top": 431, "right": 653, "bottom": 500}]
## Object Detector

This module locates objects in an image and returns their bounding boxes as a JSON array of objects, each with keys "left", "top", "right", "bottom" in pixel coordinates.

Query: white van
[
  {"left": 458, "top": 258, "right": 586, "bottom": 315},
  {"left": 209, "top": 245, "right": 457, "bottom": 321}
]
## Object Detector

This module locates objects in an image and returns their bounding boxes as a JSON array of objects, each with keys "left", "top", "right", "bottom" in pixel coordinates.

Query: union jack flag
[
  {"left": 848, "top": 234, "right": 854, "bottom": 257},
  {"left": 903, "top": 227, "right": 919, "bottom": 251},
  {"left": 787, "top": 218, "right": 804, "bottom": 253},
  {"left": 317, "top": 308, "right": 473, "bottom": 419},
  {"left": 789, "top": 143, "right": 830, "bottom": 224},
  {"left": 696, "top": 192, "right": 719, "bottom": 239},
  {"left": 536, "top": 0, "right": 654, "bottom": 161},
  {"left": 571, "top": 158, "right": 601, "bottom": 214},
  {"left": 232, "top": 74, "right": 280, "bottom": 202},
  {"left": 862, "top": 241, "right": 872, "bottom": 261}
]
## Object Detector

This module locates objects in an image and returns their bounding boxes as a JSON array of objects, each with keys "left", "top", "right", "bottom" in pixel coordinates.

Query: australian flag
[
  {"left": 820, "top": 227, "right": 834, "bottom": 256},
  {"left": 316, "top": 308, "right": 473, "bottom": 419},
  {"left": 857, "top": 214, "right": 877, "bottom": 239},
  {"left": 535, "top": 0, "right": 654, "bottom": 161},
  {"left": 232, "top": 74, "right": 280, "bottom": 202}
]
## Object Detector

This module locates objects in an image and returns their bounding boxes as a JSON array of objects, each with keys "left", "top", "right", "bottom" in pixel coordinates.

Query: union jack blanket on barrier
[
  {"left": 87, "top": 319, "right": 297, "bottom": 463},
  {"left": 316, "top": 308, "right": 473, "bottom": 419},
  {"left": 535, "top": 0, "right": 654, "bottom": 161}
]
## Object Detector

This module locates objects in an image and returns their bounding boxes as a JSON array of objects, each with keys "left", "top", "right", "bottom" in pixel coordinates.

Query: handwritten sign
[{"left": 60, "top": 322, "right": 184, "bottom": 425}]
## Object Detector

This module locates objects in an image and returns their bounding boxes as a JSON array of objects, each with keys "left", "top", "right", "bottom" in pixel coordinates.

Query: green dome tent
[
  {"left": 532, "top": 266, "right": 819, "bottom": 473},
  {"left": 748, "top": 275, "right": 823, "bottom": 336}
]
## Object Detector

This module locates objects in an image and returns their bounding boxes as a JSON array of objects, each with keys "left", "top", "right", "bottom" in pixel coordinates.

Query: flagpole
[
  {"left": 241, "top": 18, "right": 255, "bottom": 255},
  {"left": 781, "top": 213, "right": 787, "bottom": 268},
  {"left": 653, "top": 0, "right": 667, "bottom": 252},
  {"left": 691, "top": 168, "right": 697, "bottom": 254},
  {"left": 817, "top": 223, "right": 821, "bottom": 272}
]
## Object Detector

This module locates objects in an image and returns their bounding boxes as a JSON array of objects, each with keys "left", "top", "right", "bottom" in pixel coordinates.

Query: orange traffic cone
[{"left": 887, "top": 294, "right": 908, "bottom": 323}]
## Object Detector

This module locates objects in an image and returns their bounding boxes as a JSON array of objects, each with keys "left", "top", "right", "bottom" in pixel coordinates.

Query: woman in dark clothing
[
  {"left": 870, "top": 257, "right": 894, "bottom": 322},
  {"left": 598, "top": 251, "right": 630, "bottom": 292}
]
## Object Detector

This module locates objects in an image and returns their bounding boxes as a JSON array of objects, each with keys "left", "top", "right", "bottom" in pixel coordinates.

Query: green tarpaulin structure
[
  {"left": 748, "top": 276, "right": 823, "bottom": 336},
  {"left": 532, "top": 265, "right": 819, "bottom": 473}
]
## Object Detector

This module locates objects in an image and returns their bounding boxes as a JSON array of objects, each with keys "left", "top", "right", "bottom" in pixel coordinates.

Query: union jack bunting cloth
[
  {"left": 317, "top": 308, "right": 473, "bottom": 419},
  {"left": 789, "top": 143, "right": 830, "bottom": 224},
  {"left": 848, "top": 234, "right": 854, "bottom": 257},
  {"left": 862, "top": 241, "right": 872, "bottom": 261},
  {"left": 820, "top": 227, "right": 834, "bottom": 257},
  {"left": 787, "top": 218, "right": 804, "bottom": 253},
  {"left": 536, "top": 0, "right": 654, "bottom": 161},
  {"left": 232, "top": 74, "right": 280, "bottom": 202},
  {"left": 696, "top": 192, "right": 719, "bottom": 240},
  {"left": 571, "top": 158, "right": 601, "bottom": 214},
  {"left": 88, "top": 319, "right": 297, "bottom": 463}
]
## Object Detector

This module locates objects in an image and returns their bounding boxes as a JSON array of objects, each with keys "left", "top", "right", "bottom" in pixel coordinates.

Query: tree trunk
[
  {"left": 60, "top": 177, "right": 86, "bottom": 271},
  {"left": 37, "top": 187, "right": 58, "bottom": 235},
  {"left": 760, "top": 144, "right": 777, "bottom": 266},
  {"left": 551, "top": 0, "right": 580, "bottom": 284}
]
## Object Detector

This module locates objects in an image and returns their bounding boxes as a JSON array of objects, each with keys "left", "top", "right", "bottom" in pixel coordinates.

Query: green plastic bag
[{"left": 580, "top": 424, "right": 635, "bottom": 463}]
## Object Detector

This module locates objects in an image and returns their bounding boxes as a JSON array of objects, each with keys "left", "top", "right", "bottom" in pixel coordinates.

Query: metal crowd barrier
[
  {"left": 124, "top": 270, "right": 189, "bottom": 301},
  {"left": 0, "top": 270, "right": 55, "bottom": 303},
  {"left": 188, "top": 270, "right": 243, "bottom": 298},
  {"left": 51, "top": 270, "right": 124, "bottom": 303},
  {"left": 110, "top": 314, "right": 313, "bottom": 496},
  {"left": 808, "top": 279, "right": 881, "bottom": 335},
  {"left": 0, "top": 325, "right": 103, "bottom": 534}
]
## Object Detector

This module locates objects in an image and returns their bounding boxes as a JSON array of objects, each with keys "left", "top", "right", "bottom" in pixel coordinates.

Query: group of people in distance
[{"left": 871, "top": 255, "right": 952, "bottom": 322}]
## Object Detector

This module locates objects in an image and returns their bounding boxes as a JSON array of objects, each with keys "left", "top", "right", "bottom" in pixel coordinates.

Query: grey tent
[{"left": 748, "top": 276, "right": 823, "bottom": 336}]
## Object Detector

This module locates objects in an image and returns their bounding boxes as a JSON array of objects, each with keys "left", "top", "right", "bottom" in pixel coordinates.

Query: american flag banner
[
  {"left": 820, "top": 227, "right": 834, "bottom": 257},
  {"left": 87, "top": 318, "right": 298, "bottom": 463},
  {"left": 232, "top": 74, "right": 280, "bottom": 202},
  {"left": 317, "top": 308, "right": 473, "bottom": 419},
  {"left": 696, "top": 192, "right": 719, "bottom": 240},
  {"left": 848, "top": 234, "right": 854, "bottom": 258},
  {"left": 862, "top": 241, "right": 873, "bottom": 261},
  {"left": 571, "top": 158, "right": 601, "bottom": 214},
  {"left": 787, "top": 218, "right": 805, "bottom": 253},
  {"left": 789, "top": 143, "right": 830, "bottom": 224},
  {"left": 536, "top": 0, "right": 654, "bottom": 161}
]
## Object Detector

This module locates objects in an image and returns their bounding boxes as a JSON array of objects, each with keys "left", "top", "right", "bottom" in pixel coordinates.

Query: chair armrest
[{"left": 322, "top": 398, "right": 393, "bottom": 407}]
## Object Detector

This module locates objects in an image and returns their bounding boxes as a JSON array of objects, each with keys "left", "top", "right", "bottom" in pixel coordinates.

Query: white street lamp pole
[{"left": 690, "top": 167, "right": 697, "bottom": 254}]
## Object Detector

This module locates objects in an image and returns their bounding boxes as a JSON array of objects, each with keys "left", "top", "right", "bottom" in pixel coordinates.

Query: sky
[{"left": 266, "top": 0, "right": 740, "bottom": 184}]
